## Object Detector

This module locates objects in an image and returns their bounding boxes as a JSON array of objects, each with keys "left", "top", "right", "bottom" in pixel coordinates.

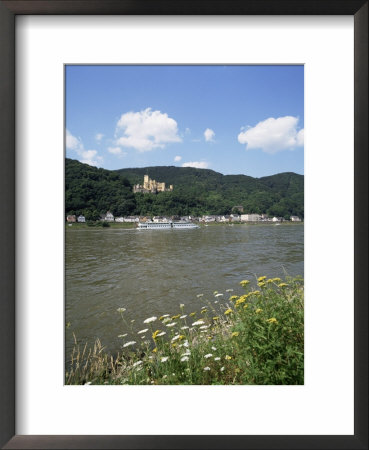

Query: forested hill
[{"left": 66, "top": 158, "right": 304, "bottom": 220}]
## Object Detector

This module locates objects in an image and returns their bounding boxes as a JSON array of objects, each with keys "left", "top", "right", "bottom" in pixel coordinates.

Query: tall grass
[{"left": 66, "top": 276, "right": 304, "bottom": 385}]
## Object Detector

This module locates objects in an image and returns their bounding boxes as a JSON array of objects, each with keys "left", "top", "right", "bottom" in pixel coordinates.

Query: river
[{"left": 65, "top": 223, "right": 303, "bottom": 356}]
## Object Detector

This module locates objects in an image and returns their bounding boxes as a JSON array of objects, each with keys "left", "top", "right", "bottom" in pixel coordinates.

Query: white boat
[{"left": 137, "top": 221, "right": 199, "bottom": 230}]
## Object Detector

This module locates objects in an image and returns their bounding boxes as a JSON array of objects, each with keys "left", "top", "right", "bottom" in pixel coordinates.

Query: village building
[
  {"left": 66, "top": 215, "right": 76, "bottom": 223},
  {"left": 77, "top": 215, "right": 86, "bottom": 223},
  {"left": 290, "top": 216, "right": 301, "bottom": 222},
  {"left": 133, "top": 175, "right": 173, "bottom": 194},
  {"left": 241, "top": 214, "right": 261, "bottom": 222}
]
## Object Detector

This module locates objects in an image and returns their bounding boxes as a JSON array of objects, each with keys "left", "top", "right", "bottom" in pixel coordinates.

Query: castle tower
[{"left": 143, "top": 175, "right": 150, "bottom": 190}]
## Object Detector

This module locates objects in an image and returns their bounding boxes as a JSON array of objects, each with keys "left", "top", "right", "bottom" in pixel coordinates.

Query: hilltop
[{"left": 66, "top": 158, "right": 304, "bottom": 220}]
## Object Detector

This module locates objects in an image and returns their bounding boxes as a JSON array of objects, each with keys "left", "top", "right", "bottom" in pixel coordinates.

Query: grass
[{"left": 65, "top": 275, "right": 304, "bottom": 385}]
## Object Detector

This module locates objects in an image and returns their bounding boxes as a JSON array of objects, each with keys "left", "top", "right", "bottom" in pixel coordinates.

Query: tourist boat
[{"left": 137, "top": 221, "right": 199, "bottom": 230}]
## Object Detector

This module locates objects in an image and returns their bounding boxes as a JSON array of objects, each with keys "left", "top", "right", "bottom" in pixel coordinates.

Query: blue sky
[{"left": 66, "top": 65, "right": 304, "bottom": 178}]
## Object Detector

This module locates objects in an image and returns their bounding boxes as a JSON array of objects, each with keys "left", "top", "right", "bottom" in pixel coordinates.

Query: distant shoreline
[{"left": 66, "top": 221, "right": 304, "bottom": 229}]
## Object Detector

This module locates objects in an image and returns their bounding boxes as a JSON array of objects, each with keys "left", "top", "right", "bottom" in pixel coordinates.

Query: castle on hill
[{"left": 133, "top": 174, "right": 173, "bottom": 194}]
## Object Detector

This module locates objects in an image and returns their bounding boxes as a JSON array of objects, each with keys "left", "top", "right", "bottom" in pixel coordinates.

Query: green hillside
[{"left": 66, "top": 158, "right": 304, "bottom": 219}]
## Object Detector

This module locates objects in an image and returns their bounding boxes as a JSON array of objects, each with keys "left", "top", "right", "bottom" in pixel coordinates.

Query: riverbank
[{"left": 66, "top": 275, "right": 304, "bottom": 385}]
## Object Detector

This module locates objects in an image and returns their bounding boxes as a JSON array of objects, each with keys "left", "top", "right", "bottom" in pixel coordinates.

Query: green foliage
[
  {"left": 66, "top": 158, "right": 304, "bottom": 219},
  {"left": 66, "top": 276, "right": 304, "bottom": 385}
]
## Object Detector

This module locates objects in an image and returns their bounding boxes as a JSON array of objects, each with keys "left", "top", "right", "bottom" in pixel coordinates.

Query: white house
[
  {"left": 77, "top": 215, "right": 86, "bottom": 223},
  {"left": 241, "top": 214, "right": 261, "bottom": 222},
  {"left": 105, "top": 211, "right": 114, "bottom": 222},
  {"left": 290, "top": 216, "right": 301, "bottom": 222},
  {"left": 115, "top": 217, "right": 124, "bottom": 222},
  {"left": 272, "top": 217, "right": 280, "bottom": 222}
]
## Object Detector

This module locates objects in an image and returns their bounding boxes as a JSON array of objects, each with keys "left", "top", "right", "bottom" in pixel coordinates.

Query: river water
[{"left": 65, "top": 223, "right": 303, "bottom": 356}]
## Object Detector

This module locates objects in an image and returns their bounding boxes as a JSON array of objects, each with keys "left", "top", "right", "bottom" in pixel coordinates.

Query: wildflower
[
  {"left": 118, "top": 333, "right": 128, "bottom": 338},
  {"left": 204, "top": 354, "right": 213, "bottom": 358},
  {"left": 266, "top": 317, "right": 278, "bottom": 324},
  {"left": 180, "top": 303, "right": 185, "bottom": 308},
  {"left": 214, "top": 301, "right": 218, "bottom": 304},
  {"left": 152, "top": 347, "right": 157, "bottom": 353},
  {"left": 84, "top": 381, "right": 92, "bottom": 385},
  {"left": 172, "top": 314, "right": 180, "bottom": 320},
  {"left": 162, "top": 374, "right": 168, "bottom": 379},
  {"left": 156, "top": 331, "right": 166, "bottom": 337},
  {"left": 240, "top": 280, "right": 250, "bottom": 287},
  {"left": 215, "top": 293, "right": 223, "bottom": 297},
  {"left": 203, "top": 367, "right": 211, "bottom": 371},
  {"left": 211, "top": 346, "right": 217, "bottom": 351},
  {"left": 192, "top": 320, "right": 205, "bottom": 326},
  {"left": 229, "top": 295, "right": 238, "bottom": 301},
  {"left": 137, "top": 329, "right": 148, "bottom": 334},
  {"left": 266, "top": 279, "right": 273, "bottom": 284},
  {"left": 181, "top": 356, "right": 189, "bottom": 362},
  {"left": 257, "top": 276, "right": 267, "bottom": 282},
  {"left": 131, "top": 320, "right": 135, "bottom": 323},
  {"left": 214, "top": 357, "right": 221, "bottom": 361},
  {"left": 232, "top": 332, "right": 240, "bottom": 337},
  {"left": 181, "top": 326, "right": 189, "bottom": 330},
  {"left": 278, "top": 283, "right": 288, "bottom": 288},
  {"left": 255, "top": 308, "right": 263, "bottom": 314},
  {"left": 180, "top": 315, "right": 187, "bottom": 319},
  {"left": 226, "top": 289, "right": 233, "bottom": 292},
  {"left": 182, "top": 350, "right": 191, "bottom": 356},
  {"left": 201, "top": 309, "right": 208, "bottom": 314},
  {"left": 182, "top": 340, "right": 189, "bottom": 348},
  {"left": 272, "top": 277, "right": 281, "bottom": 283},
  {"left": 171, "top": 335, "right": 181, "bottom": 342},
  {"left": 224, "top": 309, "right": 233, "bottom": 315},
  {"left": 258, "top": 282, "right": 266, "bottom": 288},
  {"left": 117, "top": 307, "right": 126, "bottom": 313},
  {"left": 235, "top": 298, "right": 246, "bottom": 307},
  {"left": 132, "top": 361, "right": 142, "bottom": 368},
  {"left": 213, "top": 317, "right": 220, "bottom": 321},
  {"left": 250, "top": 290, "right": 260, "bottom": 296},
  {"left": 196, "top": 294, "right": 204, "bottom": 298},
  {"left": 123, "top": 341, "right": 136, "bottom": 348},
  {"left": 220, "top": 366, "right": 225, "bottom": 372},
  {"left": 159, "top": 314, "right": 169, "bottom": 320},
  {"left": 162, "top": 317, "right": 172, "bottom": 324},
  {"left": 225, "top": 355, "right": 232, "bottom": 360},
  {"left": 172, "top": 343, "right": 177, "bottom": 348},
  {"left": 143, "top": 316, "right": 157, "bottom": 324},
  {"left": 189, "top": 312, "right": 196, "bottom": 317},
  {"left": 243, "top": 304, "right": 249, "bottom": 309},
  {"left": 166, "top": 322, "right": 176, "bottom": 327},
  {"left": 199, "top": 325, "right": 210, "bottom": 330},
  {"left": 152, "top": 330, "right": 162, "bottom": 340},
  {"left": 213, "top": 291, "right": 218, "bottom": 295},
  {"left": 161, "top": 356, "right": 169, "bottom": 362}
]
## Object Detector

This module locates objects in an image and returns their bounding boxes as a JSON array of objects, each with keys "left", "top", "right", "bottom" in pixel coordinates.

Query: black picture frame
[{"left": 0, "top": 1, "right": 367, "bottom": 449}]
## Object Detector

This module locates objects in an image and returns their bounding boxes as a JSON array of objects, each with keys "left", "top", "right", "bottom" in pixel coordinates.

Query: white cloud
[
  {"left": 204, "top": 128, "right": 215, "bottom": 142},
  {"left": 238, "top": 116, "right": 304, "bottom": 154},
  {"left": 115, "top": 107, "right": 182, "bottom": 152},
  {"left": 80, "top": 150, "right": 103, "bottom": 167},
  {"left": 174, "top": 155, "right": 182, "bottom": 162},
  {"left": 66, "top": 129, "right": 103, "bottom": 167},
  {"left": 66, "top": 129, "right": 83, "bottom": 151},
  {"left": 95, "top": 133, "right": 104, "bottom": 142},
  {"left": 185, "top": 128, "right": 191, "bottom": 134},
  {"left": 108, "top": 146, "right": 125, "bottom": 156},
  {"left": 182, "top": 161, "right": 209, "bottom": 169}
]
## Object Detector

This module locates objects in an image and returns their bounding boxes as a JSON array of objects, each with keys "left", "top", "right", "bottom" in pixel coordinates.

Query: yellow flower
[
  {"left": 232, "top": 332, "right": 240, "bottom": 337},
  {"left": 266, "top": 279, "right": 273, "bottom": 283},
  {"left": 240, "top": 280, "right": 250, "bottom": 287},
  {"left": 224, "top": 309, "right": 233, "bottom": 315},
  {"left": 229, "top": 295, "right": 238, "bottom": 301},
  {"left": 172, "top": 314, "right": 180, "bottom": 320},
  {"left": 243, "top": 304, "right": 249, "bottom": 309},
  {"left": 213, "top": 316, "right": 220, "bottom": 321},
  {"left": 272, "top": 277, "right": 281, "bottom": 283},
  {"left": 257, "top": 276, "right": 267, "bottom": 282},
  {"left": 235, "top": 297, "right": 246, "bottom": 307},
  {"left": 152, "top": 330, "right": 162, "bottom": 340},
  {"left": 250, "top": 290, "right": 261, "bottom": 296},
  {"left": 178, "top": 335, "right": 185, "bottom": 340},
  {"left": 266, "top": 317, "right": 278, "bottom": 324},
  {"left": 200, "top": 309, "right": 208, "bottom": 314},
  {"left": 172, "top": 342, "right": 177, "bottom": 348},
  {"left": 225, "top": 355, "right": 232, "bottom": 360},
  {"left": 258, "top": 282, "right": 266, "bottom": 288},
  {"left": 255, "top": 308, "right": 263, "bottom": 314},
  {"left": 152, "top": 347, "right": 157, "bottom": 353},
  {"left": 278, "top": 283, "right": 288, "bottom": 288},
  {"left": 189, "top": 312, "right": 196, "bottom": 317}
]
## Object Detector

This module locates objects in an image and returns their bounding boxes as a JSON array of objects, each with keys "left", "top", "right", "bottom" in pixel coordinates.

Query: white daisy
[
  {"left": 157, "top": 331, "right": 166, "bottom": 337},
  {"left": 181, "top": 326, "right": 189, "bottom": 330},
  {"left": 171, "top": 335, "right": 180, "bottom": 342},
  {"left": 199, "top": 325, "right": 209, "bottom": 329},
  {"left": 143, "top": 316, "right": 157, "bottom": 324},
  {"left": 118, "top": 334, "right": 128, "bottom": 338},
  {"left": 166, "top": 322, "right": 176, "bottom": 327},
  {"left": 181, "top": 356, "right": 189, "bottom": 362},
  {"left": 132, "top": 361, "right": 142, "bottom": 367},
  {"left": 117, "top": 307, "right": 126, "bottom": 313},
  {"left": 215, "top": 293, "right": 223, "bottom": 297},
  {"left": 226, "top": 289, "right": 233, "bottom": 292},
  {"left": 180, "top": 315, "right": 187, "bottom": 319},
  {"left": 204, "top": 354, "right": 213, "bottom": 358},
  {"left": 192, "top": 320, "right": 205, "bottom": 326},
  {"left": 137, "top": 329, "right": 148, "bottom": 334},
  {"left": 196, "top": 294, "right": 204, "bottom": 298},
  {"left": 220, "top": 366, "right": 225, "bottom": 372},
  {"left": 161, "top": 356, "right": 169, "bottom": 362},
  {"left": 211, "top": 346, "right": 217, "bottom": 351},
  {"left": 123, "top": 341, "right": 136, "bottom": 348},
  {"left": 182, "top": 340, "right": 189, "bottom": 348},
  {"left": 214, "top": 357, "right": 221, "bottom": 361},
  {"left": 204, "top": 366, "right": 211, "bottom": 371}
]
